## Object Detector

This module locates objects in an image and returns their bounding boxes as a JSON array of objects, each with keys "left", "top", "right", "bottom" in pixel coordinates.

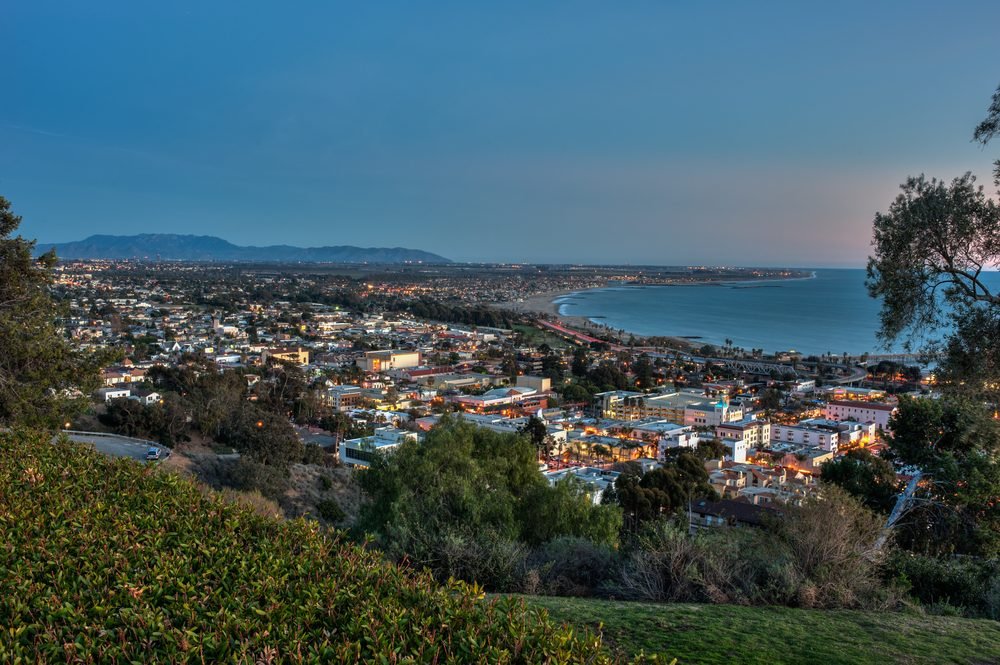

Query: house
[
  {"left": 688, "top": 498, "right": 781, "bottom": 531},
  {"left": 542, "top": 466, "right": 621, "bottom": 505},
  {"left": 339, "top": 427, "right": 419, "bottom": 468},
  {"left": 96, "top": 387, "right": 131, "bottom": 402}
]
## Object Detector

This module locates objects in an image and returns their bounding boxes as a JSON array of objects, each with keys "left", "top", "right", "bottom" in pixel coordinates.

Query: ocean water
[{"left": 555, "top": 269, "right": 1000, "bottom": 357}]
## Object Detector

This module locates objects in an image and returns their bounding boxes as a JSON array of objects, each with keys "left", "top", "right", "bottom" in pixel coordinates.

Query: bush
[
  {"left": 616, "top": 487, "right": 893, "bottom": 610},
  {"left": 0, "top": 430, "right": 660, "bottom": 663},
  {"left": 887, "top": 552, "right": 1000, "bottom": 619},
  {"left": 436, "top": 529, "right": 529, "bottom": 592},
  {"left": 316, "top": 497, "right": 346, "bottom": 524},
  {"left": 526, "top": 537, "right": 618, "bottom": 597},
  {"left": 218, "top": 457, "right": 290, "bottom": 501}
]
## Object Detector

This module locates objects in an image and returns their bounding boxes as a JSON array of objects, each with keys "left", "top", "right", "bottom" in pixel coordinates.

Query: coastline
[
  {"left": 493, "top": 271, "right": 832, "bottom": 352},
  {"left": 497, "top": 287, "right": 695, "bottom": 348}
]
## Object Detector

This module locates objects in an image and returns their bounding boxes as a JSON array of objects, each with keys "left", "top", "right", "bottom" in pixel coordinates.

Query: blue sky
[{"left": 3, "top": 1, "right": 998, "bottom": 265}]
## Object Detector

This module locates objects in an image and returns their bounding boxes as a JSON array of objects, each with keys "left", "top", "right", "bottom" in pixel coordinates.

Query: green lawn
[
  {"left": 513, "top": 323, "right": 570, "bottom": 349},
  {"left": 522, "top": 595, "right": 1000, "bottom": 664}
]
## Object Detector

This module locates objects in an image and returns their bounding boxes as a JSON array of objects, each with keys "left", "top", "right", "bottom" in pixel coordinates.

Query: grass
[
  {"left": 513, "top": 323, "right": 570, "bottom": 349},
  {"left": 523, "top": 595, "right": 1000, "bottom": 664}
]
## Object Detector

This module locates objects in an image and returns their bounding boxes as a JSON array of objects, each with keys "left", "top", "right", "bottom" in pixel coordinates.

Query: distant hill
[{"left": 35, "top": 234, "right": 451, "bottom": 264}]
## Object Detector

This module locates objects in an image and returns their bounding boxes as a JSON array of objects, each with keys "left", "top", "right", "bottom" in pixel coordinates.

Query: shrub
[
  {"left": 0, "top": 430, "right": 662, "bottom": 663},
  {"left": 616, "top": 487, "right": 893, "bottom": 610},
  {"left": 218, "top": 457, "right": 290, "bottom": 500},
  {"left": 316, "top": 497, "right": 346, "bottom": 524},
  {"left": 887, "top": 552, "right": 1000, "bottom": 619},
  {"left": 527, "top": 537, "right": 618, "bottom": 597}
]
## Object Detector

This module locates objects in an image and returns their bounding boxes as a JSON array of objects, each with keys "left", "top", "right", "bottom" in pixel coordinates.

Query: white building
[
  {"left": 770, "top": 422, "right": 839, "bottom": 452},
  {"left": 97, "top": 387, "right": 131, "bottom": 402},
  {"left": 339, "top": 427, "right": 419, "bottom": 468},
  {"left": 542, "top": 466, "right": 621, "bottom": 505},
  {"left": 823, "top": 400, "right": 898, "bottom": 432},
  {"left": 361, "top": 350, "right": 421, "bottom": 373}
]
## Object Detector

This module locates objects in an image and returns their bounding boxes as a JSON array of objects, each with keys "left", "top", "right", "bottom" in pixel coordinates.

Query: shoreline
[
  {"left": 497, "top": 287, "right": 696, "bottom": 349},
  {"left": 493, "top": 271, "right": 825, "bottom": 352}
]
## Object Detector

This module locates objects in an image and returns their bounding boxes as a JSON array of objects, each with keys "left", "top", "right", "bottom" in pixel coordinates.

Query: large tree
[
  {"left": 866, "top": 84, "right": 1000, "bottom": 401},
  {"left": 0, "top": 196, "right": 107, "bottom": 426}
]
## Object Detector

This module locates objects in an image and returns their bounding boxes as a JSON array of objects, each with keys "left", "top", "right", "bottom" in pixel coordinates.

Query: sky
[{"left": 3, "top": 1, "right": 999, "bottom": 266}]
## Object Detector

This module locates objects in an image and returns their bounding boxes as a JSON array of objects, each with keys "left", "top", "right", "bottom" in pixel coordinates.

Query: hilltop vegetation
[
  {"left": 0, "top": 429, "right": 665, "bottom": 663},
  {"left": 524, "top": 595, "right": 1000, "bottom": 665}
]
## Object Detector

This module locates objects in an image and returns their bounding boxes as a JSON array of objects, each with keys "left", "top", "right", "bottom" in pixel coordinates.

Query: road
[{"left": 58, "top": 430, "right": 170, "bottom": 462}]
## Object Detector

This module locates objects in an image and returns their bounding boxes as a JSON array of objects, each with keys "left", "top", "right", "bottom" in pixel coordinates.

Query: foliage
[
  {"left": 524, "top": 537, "right": 619, "bottom": 598},
  {"left": 616, "top": 487, "right": 888, "bottom": 610},
  {"left": 0, "top": 196, "right": 110, "bottom": 426},
  {"left": 520, "top": 415, "right": 550, "bottom": 458},
  {"left": 356, "top": 416, "right": 622, "bottom": 586},
  {"left": 886, "top": 552, "right": 1000, "bottom": 620},
  {"left": 522, "top": 478, "right": 623, "bottom": 548},
  {"left": 866, "top": 86, "right": 1000, "bottom": 402},
  {"left": 99, "top": 394, "right": 191, "bottom": 446},
  {"left": 820, "top": 449, "right": 899, "bottom": 514},
  {"left": 973, "top": 81, "right": 1000, "bottom": 185},
  {"left": 0, "top": 429, "right": 659, "bottom": 663},
  {"left": 885, "top": 397, "right": 1000, "bottom": 557},
  {"left": 609, "top": 453, "right": 716, "bottom": 533},
  {"left": 316, "top": 497, "right": 346, "bottom": 524}
]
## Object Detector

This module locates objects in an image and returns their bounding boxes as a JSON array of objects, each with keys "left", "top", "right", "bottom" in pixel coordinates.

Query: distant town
[{"left": 54, "top": 258, "right": 922, "bottom": 525}]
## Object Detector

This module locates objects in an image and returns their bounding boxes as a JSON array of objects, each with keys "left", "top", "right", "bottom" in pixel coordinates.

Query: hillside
[
  {"left": 0, "top": 430, "right": 658, "bottom": 663},
  {"left": 524, "top": 595, "right": 1000, "bottom": 665},
  {"left": 35, "top": 233, "right": 451, "bottom": 263}
]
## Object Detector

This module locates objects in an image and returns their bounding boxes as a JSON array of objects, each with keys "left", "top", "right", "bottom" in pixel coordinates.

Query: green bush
[
  {"left": 0, "top": 430, "right": 663, "bottom": 663},
  {"left": 887, "top": 552, "right": 1000, "bottom": 619},
  {"left": 316, "top": 497, "right": 346, "bottom": 524},
  {"left": 526, "top": 537, "right": 618, "bottom": 597},
  {"left": 617, "top": 488, "right": 892, "bottom": 610},
  {"left": 219, "top": 457, "right": 290, "bottom": 500}
]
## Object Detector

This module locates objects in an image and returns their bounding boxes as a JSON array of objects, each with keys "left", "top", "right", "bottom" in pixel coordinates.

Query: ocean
[{"left": 554, "top": 268, "right": 1000, "bottom": 357}]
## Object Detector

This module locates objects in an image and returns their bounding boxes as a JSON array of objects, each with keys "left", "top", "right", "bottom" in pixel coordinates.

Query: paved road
[{"left": 59, "top": 431, "right": 170, "bottom": 462}]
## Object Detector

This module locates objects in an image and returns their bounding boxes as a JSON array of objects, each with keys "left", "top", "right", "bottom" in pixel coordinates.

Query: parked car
[{"left": 145, "top": 446, "right": 161, "bottom": 461}]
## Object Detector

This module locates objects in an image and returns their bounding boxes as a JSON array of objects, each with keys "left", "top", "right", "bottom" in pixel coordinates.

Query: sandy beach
[
  {"left": 497, "top": 288, "right": 692, "bottom": 348},
  {"left": 501, "top": 290, "right": 572, "bottom": 317}
]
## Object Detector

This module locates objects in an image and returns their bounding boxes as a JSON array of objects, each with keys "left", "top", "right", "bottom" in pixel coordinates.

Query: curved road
[{"left": 58, "top": 430, "right": 170, "bottom": 462}]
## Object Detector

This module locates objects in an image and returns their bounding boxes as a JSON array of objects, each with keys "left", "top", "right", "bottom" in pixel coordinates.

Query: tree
[
  {"left": 0, "top": 196, "right": 110, "bottom": 426},
  {"left": 356, "top": 417, "right": 621, "bottom": 585},
  {"left": 867, "top": 84, "right": 1000, "bottom": 402},
  {"left": 633, "top": 354, "right": 655, "bottom": 390},
  {"left": 820, "top": 449, "right": 899, "bottom": 514},
  {"left": 612, "top": 452, "right": 716, "bottom": 532},
  {"left": 973, "top": 82, "right": 1000, "bottom": 186},
  {"left": 519, "top": 415, "right": 550, "bottom": 459},
  {"left": 886, "top": 397, "right": 1000, "bottom": 556}
]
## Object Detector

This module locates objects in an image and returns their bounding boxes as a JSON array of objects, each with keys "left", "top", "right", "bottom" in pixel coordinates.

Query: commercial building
[
  {"left": 261, "top": 347, "right": 310, "bottom": 366},
  {"left": 823, "top": 400, "right": 898, "bottom": 432},
  {"left": 770, "top": 422, "right": 840, "bottom": 452},
  {"left": 361, "top": 350, "right": 421, "bottom": 373},
  {"left": 595, "top": 390, "right": 743, "bottom": 426},
  {"left": 326, "top": 385, "right": 363, "bottom": 412}
]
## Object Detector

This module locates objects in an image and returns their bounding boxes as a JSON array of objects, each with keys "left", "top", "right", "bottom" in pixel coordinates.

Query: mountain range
[{"left": 35, "top": 234, "right": 451, "bottom": 264}]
